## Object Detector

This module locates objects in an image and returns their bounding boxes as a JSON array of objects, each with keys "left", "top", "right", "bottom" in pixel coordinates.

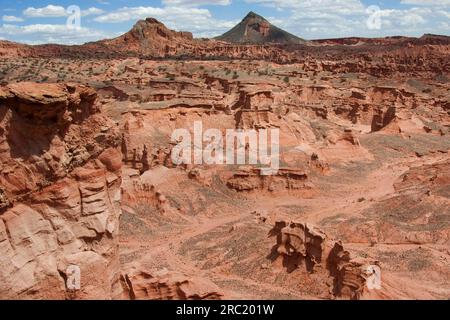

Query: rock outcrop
[
  {"left": 0, "top": 82, "right": 122, "bottom": 299},
  {"left": 227, "top": 167, "right": 312, "bottom": 193},
  {"left": 120, "top": 265, "right": 223, "bottom": 300},
  {"left": 271, "top": 220, "right": 380, "bottom": 300},
  {"left": 101, "top": 18, "right": 195, "bottom": 57}
]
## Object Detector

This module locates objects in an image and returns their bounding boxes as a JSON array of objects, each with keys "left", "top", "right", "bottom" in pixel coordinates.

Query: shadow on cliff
[
  {"left": 1, "top": 103, "right": 70, "bottom": 160},
  {"left": 266, "top": 223, "right": 316, "bottom": 273}
]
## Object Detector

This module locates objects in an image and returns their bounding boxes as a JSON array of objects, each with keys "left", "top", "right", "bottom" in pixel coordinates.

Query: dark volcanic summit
[{"left": 216, "top": 11, "right": 305, "bottom": 45}]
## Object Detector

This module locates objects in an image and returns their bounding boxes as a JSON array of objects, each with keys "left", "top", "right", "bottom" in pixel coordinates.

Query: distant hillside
[{"left": 216, "top": 11, "right": 306, "bottom": 45}]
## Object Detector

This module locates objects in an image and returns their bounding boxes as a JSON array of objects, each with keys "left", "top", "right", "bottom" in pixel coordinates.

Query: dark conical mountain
[{"left": 216, "top": 11, "right": 305, "bottom": 45}]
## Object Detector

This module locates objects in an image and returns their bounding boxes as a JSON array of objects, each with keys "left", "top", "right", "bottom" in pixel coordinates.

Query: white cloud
[
  {"left": 162, "top": 0, "right": 231, "bottom": 6},
  {"left": 2, "top": 15, "right": 24, "bottom": 22},
  {"left": 439, "top": 11, "right": 450, "bottom": 18},
  {"left": 94, "top": 6, "right": 209, "bottom": 23},
  {"left": 0, "top": 23, "right": 111, "bottom": 45},
  {"left": 23, "top": 5, "right": 104, "bottom": 18},
  {"left": 23, "top": 5, "right": 67, "bottom": 18},
  {"left": 400, "top": 0, "right": 450, "bottom": 6},
  {"left": 81, "top": 8, "right": 105, "bottom": 16},
  {"left": 398, "top": 12, "right": 426, "bottom": 26},
  {"left": 4, "top": 0, "right": 449, "bottom": 44},
  {"left": 246, "top": 0, "right": 449, "bottom": 39},
  {"left": 94, "top": 6, "right": 236, "bottom": 37},
  {"left": 247, "top": 0, "right": 365, "bottom": 13}
]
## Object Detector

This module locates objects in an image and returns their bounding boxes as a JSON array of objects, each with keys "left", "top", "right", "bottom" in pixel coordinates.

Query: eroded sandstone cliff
[{"left": 0, "top": 82, "right": 122, "bottom": 299}]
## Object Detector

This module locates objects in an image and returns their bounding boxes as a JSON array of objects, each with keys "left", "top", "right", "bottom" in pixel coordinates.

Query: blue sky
[{"left": 0, "top": 0, "right": 449, "bottom": 44}]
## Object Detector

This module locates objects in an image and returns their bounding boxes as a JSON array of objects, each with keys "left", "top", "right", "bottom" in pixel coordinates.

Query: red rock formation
[
  {"left": 101, "top": 18, "right": 194, "bottom": 57},
  {"left": 226, "top": 167, "right": 312, "bottom": 193},
  {"left": 0, "top": 82, "right": 122, "bottom": 299},
  {"left": 272, "top": 220, "right": 379, "bottom": 300},
  {"left": 0, "top": 18, "right": 448, "bottom": 74},
  {"left": 216, "top": 11, "right": 305, "bottom": 45},
  {"left": 120, "top": 266, "right": 223, "bottom": 300}
]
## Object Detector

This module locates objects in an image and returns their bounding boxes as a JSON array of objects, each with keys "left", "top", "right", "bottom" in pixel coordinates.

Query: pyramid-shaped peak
[
  {"left": 216, "top": 11, "right": 305, "bottom": 45},
  {"left": 245, "top": 11, "right": 264, "bottom": 19}
]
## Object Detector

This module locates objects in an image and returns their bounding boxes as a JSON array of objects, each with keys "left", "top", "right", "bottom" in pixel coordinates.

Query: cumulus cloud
[
  {"left": 0, "top": 23, "right": 110, "bottom": 44},
  {"left": 24, "top": 5, "right": 67, "bottom": 18},
  {"left": 3, "top": 0, "right": 449, "bottom": 44},
  {"left": 2, "top": 15, "right": 24, "bottom": 22},
  {"left": 400, "top": 0, "right": 450, "bottom": 6},
  {"left": 94, "top": 6, "right": 211, "bottom": 23},
  {"left": 247, "top": 0, "right": 365, "bottom": 14},
  {"left": 162, "top": 0, "right": 231, "bottom": 6},
  {"left": 23, "top": 5, "right": 104, "bottom": 18},
  {"left": 81, "top": 8, "right": 105, "bottom": 16},
  {"left": 246, "top": 0, "right": 449, "bottom": 39},
  {"left": 439, "top": 11, "right": 450, "bottom": 18},
  {"left": 94, "top": 6, "right": 237, "bottom": 38}
]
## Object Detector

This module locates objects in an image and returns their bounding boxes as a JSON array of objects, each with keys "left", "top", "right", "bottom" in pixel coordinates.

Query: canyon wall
[{"left": 0, "top": 83, "right": 122, "bottom": 299}]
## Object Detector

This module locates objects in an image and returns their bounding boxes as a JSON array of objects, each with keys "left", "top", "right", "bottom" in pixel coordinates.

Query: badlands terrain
[{"left": 0, "top": 13, "right": 449, "bottom": 300}]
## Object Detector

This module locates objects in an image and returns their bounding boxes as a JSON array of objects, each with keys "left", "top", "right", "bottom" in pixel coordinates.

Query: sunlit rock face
[{"left": 0, "top": 82, "right": 123, "bottom": 299}]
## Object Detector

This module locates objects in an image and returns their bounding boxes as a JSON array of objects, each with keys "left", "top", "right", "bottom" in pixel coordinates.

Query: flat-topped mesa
[
  {"left": 216, "top": 11, "right": 306, "bottom": 45},
  {"left": 0, "top": 82, "right": 97, "bottom": 126}
]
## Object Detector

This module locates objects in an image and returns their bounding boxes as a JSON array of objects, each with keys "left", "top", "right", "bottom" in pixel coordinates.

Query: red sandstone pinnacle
[{"left": 272, "top": 220, "right": 380, "bottom": 300}]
